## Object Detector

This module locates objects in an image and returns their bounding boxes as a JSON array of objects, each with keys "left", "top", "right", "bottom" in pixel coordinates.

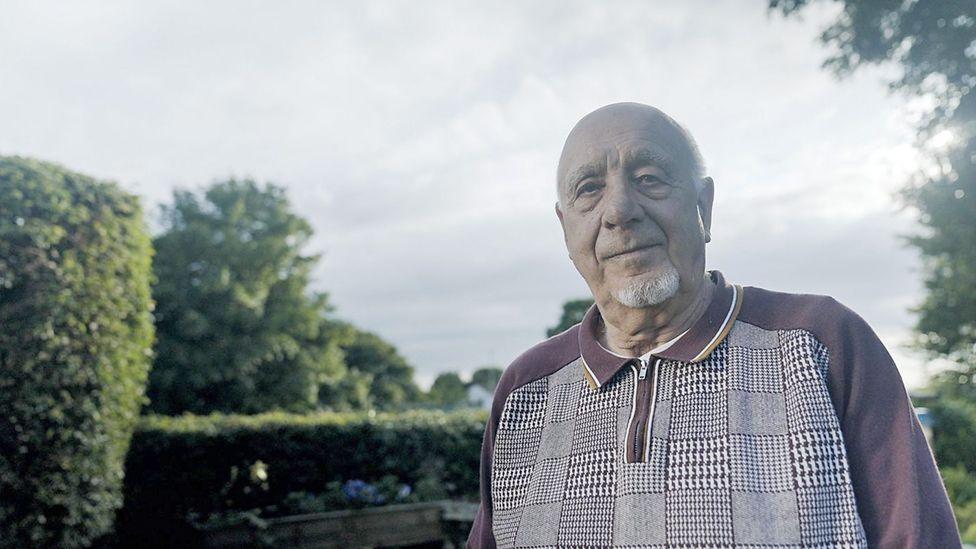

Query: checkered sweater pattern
[{"left": 490, "top": 322, "right": 867, "bottom": 548}]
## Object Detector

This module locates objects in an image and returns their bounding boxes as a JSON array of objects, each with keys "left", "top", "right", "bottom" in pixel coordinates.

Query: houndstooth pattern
[
  {"left": 657, "top": 360, "right": 676, "bottom": 401},
  {"left": 546, "top": 380, "right": 581, "bottom": 423},
  {"left": 669, "top": 388, "right": 727, "bottom": 440},
  {"left": 617, "top": 437, "right": 668, "bottom": 495},
  {"left": 797, "top": 485, "right": 867, "bottom": 547},
  {"left": 665, "top": 488, "right": 734, "bottom": 546},
  {"left": 492, "top": 376, "right": 548, "bottom": 542},
  {"left": 789, "top": 428, "right": 852, "bottom": 489},
  {"left": 667, "top": 436, "right": 730, "bottom": 491},
  {"left": 564, "top": 448, "right": 617, "bottom": 500},
  {"left": 492, "top": 507, "right": 522, "bottom": 548},
  {"left": 559, "top": 495, "right": 614, "bottom": 546},
  {"left": 525, "top": 456, "right": 571, "bottom": 505},
  {"left": 728, "top": 346, "right": 783, "bottom": 393},
  {"left": 671, "top": 345, "right": 727, "bottom": 397},
  {"left": 495, "top": 377, "right": 547, "bottom": 469},
  {"left": 572, "top": 400, "right": 619, "bottom": 454},
  {"left": 781, "top": 330, "right": 837, "bottom": 430},
  {"left": 490, "top": 325, "right": 867, "bottom": 548},
  {"left": 729, "top": 433, "right": 793, "bottom": 492}
]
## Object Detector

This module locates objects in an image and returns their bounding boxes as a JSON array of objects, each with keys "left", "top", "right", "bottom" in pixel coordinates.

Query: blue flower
[{"left": 342, "top": 479, "right": 370, "bottom": 501}]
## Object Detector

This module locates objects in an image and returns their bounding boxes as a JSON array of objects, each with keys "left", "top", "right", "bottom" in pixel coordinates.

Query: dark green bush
[
  {"left": 0, "top": 156, "right": 155, "bottom": 548},
  {"left": 942, "top": 466, "right": 976, "bottom": 544},
  {"left": 927, "top": 396, "right": 976, "bottom": 475},
  {"left": 116, "top": 409, "right": 486, "bottom": 548}
]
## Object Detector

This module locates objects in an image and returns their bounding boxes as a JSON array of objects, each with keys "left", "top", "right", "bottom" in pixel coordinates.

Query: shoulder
[
  {"left": 490, "top": 325, "right": 582, "bottom": 414},
  {"left": 736, "top": 283, "right": 898, "bottom": 423},
  {"left": 737, "top": 284, "right": 874, "bottom": 344}
]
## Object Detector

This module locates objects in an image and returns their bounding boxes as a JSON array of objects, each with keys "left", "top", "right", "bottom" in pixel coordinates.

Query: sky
[{"left": 0, "top": 0, "right": 939, "bottom": 389}]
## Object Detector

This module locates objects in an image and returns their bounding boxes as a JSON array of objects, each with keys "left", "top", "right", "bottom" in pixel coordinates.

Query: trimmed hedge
[
  {"left": 115, "top": 410, "right": 487, "bottom": 548},
  {"left": 0, "top": 156, "right": 155, "bottom": 548}
]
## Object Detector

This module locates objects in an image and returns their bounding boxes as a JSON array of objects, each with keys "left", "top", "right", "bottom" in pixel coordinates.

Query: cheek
[
  {"left": 563, "top": 217, "right": 601, "bottom": 265},
  {"left": 662, "top": 209, "right": 707, "bottom": 260}
]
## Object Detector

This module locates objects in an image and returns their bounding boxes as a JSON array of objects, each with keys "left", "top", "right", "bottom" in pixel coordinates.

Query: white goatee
[{"left": 612, "top": 263, "right": 680, "bottom": 308}]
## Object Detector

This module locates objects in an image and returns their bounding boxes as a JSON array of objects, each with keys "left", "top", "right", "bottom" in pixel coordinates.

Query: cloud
[{"left": 0, "top": 0, "right": 930, "bottom": 389}]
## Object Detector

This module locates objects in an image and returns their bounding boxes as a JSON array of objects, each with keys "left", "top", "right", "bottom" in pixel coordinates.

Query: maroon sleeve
[
  {"left": 820, "top": 298, "right": 962, "bottom": 548},
  {"left": 466, "top": 410, "right": 498, "bottom": 549}
]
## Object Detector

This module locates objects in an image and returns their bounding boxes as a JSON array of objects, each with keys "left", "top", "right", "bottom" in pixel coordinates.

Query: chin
[{"left": 611, "top": 264, "right": 681, "bottom": 308}]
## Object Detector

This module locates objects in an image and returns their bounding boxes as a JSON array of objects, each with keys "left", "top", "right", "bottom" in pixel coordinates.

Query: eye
[
  {"left": 575, "top": 181, "right": 602, "bottom": 198},
  {"left": 634, "top": 173, "right": 671, "bottom": 197}
]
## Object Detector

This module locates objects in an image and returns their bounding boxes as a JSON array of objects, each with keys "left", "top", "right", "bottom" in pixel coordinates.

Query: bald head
[
  {"left": 557, "top": 103, "right": 706, "bottom": 204},
  {"left": 553, "top": 101, "right": 716, "bottom": 322}
]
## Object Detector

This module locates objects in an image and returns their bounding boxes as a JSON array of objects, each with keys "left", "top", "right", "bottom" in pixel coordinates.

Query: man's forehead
[
  {"left": 559, "top": 134, "right": 680, "bottom": 182},
  {"left": 569, "top": 135, "right": 675, "bottom": 163}
]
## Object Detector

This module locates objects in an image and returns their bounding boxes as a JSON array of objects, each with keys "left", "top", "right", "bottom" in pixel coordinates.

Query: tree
[
  {"left": 470, "top": 366, "right": 504, "bottom": 393},
  {"left": 337, "top": 326, "right": 422, "bottom": 410},
  {"left": 771, "top": 0, "right": 976, "bottom": 375},
  {"left": 772, "top": 1, "right": 976, "bottom": 540},
  {"left": 547, "top": 298, "right": 594, "bottom": 337},
  {"left": 0, "top": 157, "right": 154, "bottom": 547},
  {"left": 427, "top": 372, "right": 468, "bottom": 408},
  {"left": 907, "top": 135, "right": 976, "bottom": 374},
  {"left": 316, "top": 367, "right": 374, "bottom": 412},
  {"left": 147, "top": 179, "right": 344, "bottom": 414}
]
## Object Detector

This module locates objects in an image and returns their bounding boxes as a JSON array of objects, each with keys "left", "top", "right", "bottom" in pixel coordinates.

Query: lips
[{"left": 603, "top": 243, "right": 660, "bottom": 260}]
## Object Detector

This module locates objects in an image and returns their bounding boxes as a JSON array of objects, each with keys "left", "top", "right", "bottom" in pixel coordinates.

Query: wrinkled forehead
[{"left": 557, "top": 108, "right": 694, "bottom": 185}]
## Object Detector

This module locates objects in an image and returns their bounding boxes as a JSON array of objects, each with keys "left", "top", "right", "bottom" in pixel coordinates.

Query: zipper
[{"left": 625, "top": 357, "right": 660, "bottom": 463}]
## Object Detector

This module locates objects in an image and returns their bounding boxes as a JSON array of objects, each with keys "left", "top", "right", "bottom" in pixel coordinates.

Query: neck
[{"left": 597, "top": 272, "right": 714, "bottom": 357}]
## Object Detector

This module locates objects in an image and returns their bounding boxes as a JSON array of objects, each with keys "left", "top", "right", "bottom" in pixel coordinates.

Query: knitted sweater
[{"left": 466, "top": 270, "right": 960, "bottom": 548}]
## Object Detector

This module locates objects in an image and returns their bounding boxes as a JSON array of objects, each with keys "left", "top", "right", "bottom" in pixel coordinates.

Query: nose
[{"left": 602, "top": 178, "right": 642, "bottom": 230}]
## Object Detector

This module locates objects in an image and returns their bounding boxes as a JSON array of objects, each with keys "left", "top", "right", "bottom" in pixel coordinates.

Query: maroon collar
[{"left": 578, "top": 270, "right": 744, "bottom": 390}]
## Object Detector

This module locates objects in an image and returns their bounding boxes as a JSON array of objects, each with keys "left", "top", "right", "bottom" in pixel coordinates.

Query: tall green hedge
[
  {"left": 116, "top": 410, "right": 486, "bottom": 548},
  {"left": 0, "top": 156, "right": 155, "bottom": 548}
]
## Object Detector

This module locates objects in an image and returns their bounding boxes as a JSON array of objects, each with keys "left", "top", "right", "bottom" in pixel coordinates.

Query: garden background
[{"left": 1, "top": 0, "right": 975, "bottom": 547}]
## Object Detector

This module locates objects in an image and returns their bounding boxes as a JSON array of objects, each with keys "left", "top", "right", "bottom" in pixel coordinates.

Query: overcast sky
[{"left": 1, "top": 0, "right": 939, "bottom": 389}]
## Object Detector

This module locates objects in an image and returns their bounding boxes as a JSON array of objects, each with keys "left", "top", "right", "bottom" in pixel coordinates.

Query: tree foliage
[
  {"left": 546, "top": 298, "right": 594, "bottom": 337},
  {"left": 773, "top": 0, "right": 976, "bottom": 539},
  {"left": 770, "top": 0, "right": 975, "bottom": 132},
  {"left": 335, "top": 325, "right": 422, "bottom": 410},
  {"left": 427, "top": 372, "right": 468, "bottom": 408},
  {"left": 147, "top": 179, "right": 344, "bottom": 414},
  {"left": 771, "top": 0, "right": 976, "bottom": 368},
  {"left": 906, "top": 136, "right": 976, "bottom": 366},
  {"left": 0, "top": 156, "right": 155, "bottom": 547},
  {"left": 470, "top": 366, "right": 504, "bottom": 393}
]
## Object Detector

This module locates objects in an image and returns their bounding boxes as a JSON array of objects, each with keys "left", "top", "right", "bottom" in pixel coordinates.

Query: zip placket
[{"left": 624, "top": 357, "right": 660, "bottom": 463}]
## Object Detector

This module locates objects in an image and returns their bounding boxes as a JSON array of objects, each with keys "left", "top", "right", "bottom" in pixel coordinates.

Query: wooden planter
[{"left": 201, "top": 501, "right": 478, "bottom": 549}]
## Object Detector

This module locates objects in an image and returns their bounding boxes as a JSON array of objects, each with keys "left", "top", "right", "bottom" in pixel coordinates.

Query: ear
[
  {"left": 555, "top": 201, "right": 573, "bottom": 251},
  {"left": 697, "top": 177, "right": 714, "bottom": 243}
]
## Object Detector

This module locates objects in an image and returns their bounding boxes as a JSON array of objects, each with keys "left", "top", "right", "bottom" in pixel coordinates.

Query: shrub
[
  {"left": 927, "top": 395, "right": 976, "bottom": 474},
  {"left": 115, "top": 409, "right": 486, "bottom": 548},
  {"left": 0, "top": 156, "right": 154, "bottom": 548},
  {"left": 942, "top": 466, "right": 976, "bottom": 544}
]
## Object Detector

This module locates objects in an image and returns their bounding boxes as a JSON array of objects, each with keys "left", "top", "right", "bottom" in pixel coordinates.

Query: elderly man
[{"left": 466, "top": 103, "right": 960, "bottom": 548}]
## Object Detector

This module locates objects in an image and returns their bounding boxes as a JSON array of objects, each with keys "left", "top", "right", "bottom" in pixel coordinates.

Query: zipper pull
[{"left": 637, "top": 359, "right": 648, "bottom": 380}]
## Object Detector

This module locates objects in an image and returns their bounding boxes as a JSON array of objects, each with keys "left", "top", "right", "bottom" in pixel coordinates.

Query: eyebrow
[
  {"left": 623, "top": 147, "right": 674, "bottom": 174},
  {"left": 564, "top": 161, "right": 605, "bottom": 193}
]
